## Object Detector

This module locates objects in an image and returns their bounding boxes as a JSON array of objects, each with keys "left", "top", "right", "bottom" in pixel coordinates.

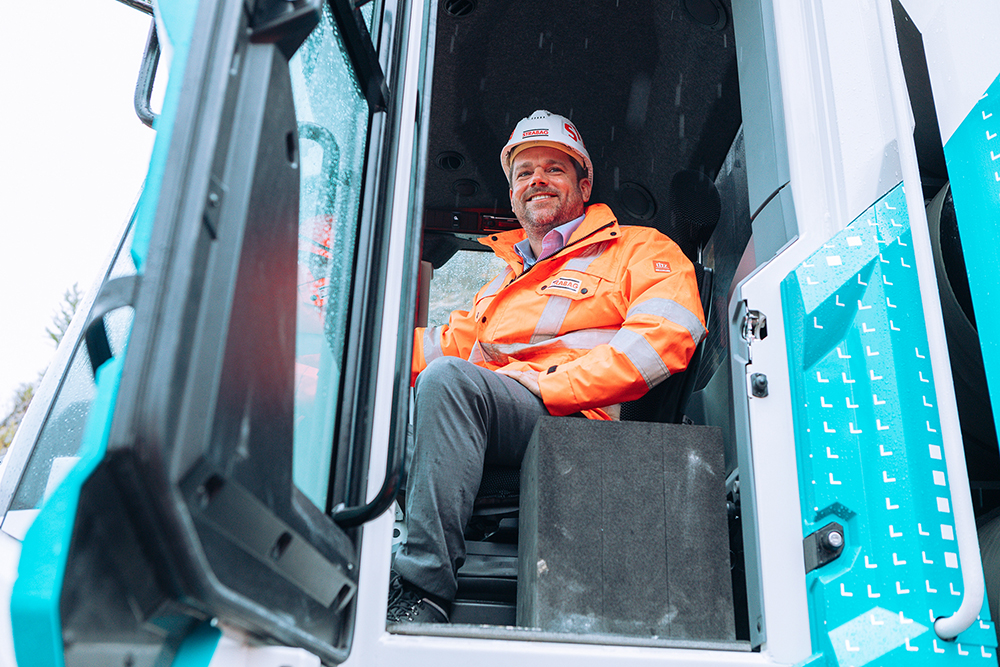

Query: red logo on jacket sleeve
[{"left": 653, "top": 260, "right": 672, "bottom": 273}]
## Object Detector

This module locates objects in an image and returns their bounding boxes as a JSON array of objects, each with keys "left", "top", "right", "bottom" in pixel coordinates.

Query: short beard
[{"left": 514, "top": 192, "right": 585, "bottom": 239}]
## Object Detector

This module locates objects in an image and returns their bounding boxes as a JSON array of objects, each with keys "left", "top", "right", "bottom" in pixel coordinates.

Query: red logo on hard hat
[
  {"left": 523, "top": 128, "right": 549, "bottom": 138},
  {"left": 564, "top": 123, "right": 580, "bottom": 142}
]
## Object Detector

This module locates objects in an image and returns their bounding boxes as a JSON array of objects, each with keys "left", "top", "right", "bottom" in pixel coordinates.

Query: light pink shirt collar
[{"left": 513, "top": 213, "right": 586, "bottom": 268}]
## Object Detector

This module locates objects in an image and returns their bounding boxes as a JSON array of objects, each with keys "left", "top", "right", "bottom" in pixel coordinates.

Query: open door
[{"left": 9, "top": 0, "right": 419, "bottom": 663}]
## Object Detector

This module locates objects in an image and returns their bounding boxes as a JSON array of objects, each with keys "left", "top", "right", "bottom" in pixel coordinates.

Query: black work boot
[{"left": 386, "top": 572, "right": 450, "bottom": 624}]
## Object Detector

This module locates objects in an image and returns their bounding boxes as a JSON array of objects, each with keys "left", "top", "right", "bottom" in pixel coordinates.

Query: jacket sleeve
[
  {"left": 536, "top": 232, "right": 706, "bottom": 416},
  {"left": 411, "top": 267, "right": 502, "bottom": 385}
]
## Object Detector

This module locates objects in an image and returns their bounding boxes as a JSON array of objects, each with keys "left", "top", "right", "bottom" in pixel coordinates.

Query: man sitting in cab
[{"left": 388, "top": 110, "right": 706, "bottom": 623}]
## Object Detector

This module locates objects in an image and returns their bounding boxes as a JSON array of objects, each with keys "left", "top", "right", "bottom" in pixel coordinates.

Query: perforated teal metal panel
[
  {"left": 782, "top": 183, "right": 996, "bottom": 665},
  {"left": 943, "top": 73, "right": 1000, "bottom": 475}
]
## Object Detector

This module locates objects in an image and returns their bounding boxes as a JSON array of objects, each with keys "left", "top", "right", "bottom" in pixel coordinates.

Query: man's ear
[
  {"left": 579, "top": 178, "right": 592, "bottom": 203},
  {"left": 509, "top": 188, "right": 515, "bottom": 206}
]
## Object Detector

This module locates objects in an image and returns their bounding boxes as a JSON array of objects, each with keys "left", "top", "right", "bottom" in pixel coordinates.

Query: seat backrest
[{"left": 619, "top": 263, "right": 713, "bottom": 424}]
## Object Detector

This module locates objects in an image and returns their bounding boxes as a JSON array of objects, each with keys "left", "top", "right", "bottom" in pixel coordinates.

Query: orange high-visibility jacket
[{"left": 412, "top": 203, "right": 706, "bottom": 420}]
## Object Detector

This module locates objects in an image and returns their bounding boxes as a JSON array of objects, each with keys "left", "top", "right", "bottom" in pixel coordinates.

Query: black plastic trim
[
  {"left": 84, "top": 275, "right": 141, "bottom": 375},
  {"left": 328, "top": 0, "right": 388, "bottom": 112},
  {"left": 76, "top": 0, "right": 358, "bottom": 662},
  {"left": 250, "top": 0, "right": 322, "bottom": 59},
  {"left": 331, "top": 0, "right": 424, "bottom": 528}
]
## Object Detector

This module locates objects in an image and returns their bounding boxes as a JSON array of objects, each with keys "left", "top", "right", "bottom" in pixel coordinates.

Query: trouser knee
[{"left": 415, "top": 357, "right": 481, "bottom": 402}]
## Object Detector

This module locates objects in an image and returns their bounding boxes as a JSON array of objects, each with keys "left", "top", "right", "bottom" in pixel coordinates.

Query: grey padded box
[{"left": 516, "top": 417, "right": 735, "bottom": 640}]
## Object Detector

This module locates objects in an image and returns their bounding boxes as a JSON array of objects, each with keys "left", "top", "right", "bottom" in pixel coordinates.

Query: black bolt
[{"left": 751, "top": 373, "right": 768, "bottom": 397}]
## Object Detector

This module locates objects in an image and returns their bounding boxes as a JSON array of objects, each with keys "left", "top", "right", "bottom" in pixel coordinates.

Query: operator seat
[{"left": 453, "top": 170, "right": 721, "bottom": 624}]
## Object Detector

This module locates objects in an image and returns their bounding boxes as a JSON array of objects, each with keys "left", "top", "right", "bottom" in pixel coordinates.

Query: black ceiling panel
[{"left": 424, "top": 0, "right": 741, "bottom": 234}]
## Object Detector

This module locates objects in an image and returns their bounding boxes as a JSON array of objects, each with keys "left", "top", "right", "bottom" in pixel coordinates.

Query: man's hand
[{"left": 496, "top": 368, "right": 542, "bottom": 398}]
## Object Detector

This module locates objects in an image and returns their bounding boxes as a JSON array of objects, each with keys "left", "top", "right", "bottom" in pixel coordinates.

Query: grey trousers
[{"left": 393, "top": 356, "right": 550, "bottom": 600}]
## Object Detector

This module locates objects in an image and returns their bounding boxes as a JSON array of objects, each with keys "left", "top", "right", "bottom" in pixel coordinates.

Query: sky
[{"left": 0, "top": 1, "right": 155, "bottom": 415}]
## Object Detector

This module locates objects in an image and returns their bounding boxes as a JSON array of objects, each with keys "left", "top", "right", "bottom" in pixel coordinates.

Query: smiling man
[{"left": 388, "top": 110, "right": 707, "bottom": 624}]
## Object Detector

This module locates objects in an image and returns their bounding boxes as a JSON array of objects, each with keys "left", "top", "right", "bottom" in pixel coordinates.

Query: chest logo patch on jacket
[
  {"left": 548, "top": 277, "right": 582, "bottom": 293},
  {"left": 653, "top": 260, "right": 672, "bottom": 273}
]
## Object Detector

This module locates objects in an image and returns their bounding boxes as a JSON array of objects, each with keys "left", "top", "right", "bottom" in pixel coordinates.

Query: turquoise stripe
[
  {"left": 171, "top": 621, "right": 221, "bottom": 667},
  {"left": 131, "top": 0, "right": 200, "bottom": 271},
  {"left": 10, "top": 2, "right": 201, "bottom": 664},
  {"left": 942, "top": 71, "right": 1000, "bottom": 468},
  {"left": 11, "top": 353, "right": 126, "bottom": 667},
  {"left": 782, "top": 183, "right": 995, "bottom": 665}
]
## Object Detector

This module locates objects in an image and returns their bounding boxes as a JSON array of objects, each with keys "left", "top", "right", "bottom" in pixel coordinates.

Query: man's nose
[{"left": 528, "top": 167, "right": 548, "bottom": 187}]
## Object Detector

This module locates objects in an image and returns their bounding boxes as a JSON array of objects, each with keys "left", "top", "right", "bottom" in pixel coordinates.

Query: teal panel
[
  {"left": 171, "top": 621, "right": 221, "bottom": 667},
  {"left": 783, "top": 183, "right": 997, "bottom": 666},
  {"left": 10, "top": 1, "right": 201, "bottom": 663},
  {"left": 942, "top": 72, "right": 1000, "bottom": 467},
  {"left": 10, "top": 354, "right": 126, "bottom": 667},
  {"left": 131, "top": 0, "right": 200, "bottom": 270}
]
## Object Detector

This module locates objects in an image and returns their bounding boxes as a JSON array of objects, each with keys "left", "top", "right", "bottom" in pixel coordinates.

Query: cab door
[{"left": 9, "top": 0, "right": 427, "bottom": 663}]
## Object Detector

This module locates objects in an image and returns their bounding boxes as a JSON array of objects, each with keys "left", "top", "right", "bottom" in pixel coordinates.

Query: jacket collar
[{"left": 480, "top": 203, "right": 619, "bottom": 271}]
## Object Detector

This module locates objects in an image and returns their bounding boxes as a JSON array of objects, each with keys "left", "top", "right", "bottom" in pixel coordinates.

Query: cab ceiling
[{"left": 423, "top": 0, "right": 741, "bottom": 230}]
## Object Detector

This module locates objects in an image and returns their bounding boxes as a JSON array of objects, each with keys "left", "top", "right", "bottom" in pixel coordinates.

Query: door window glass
[
  {"left": 3, "top": 225, "right": 136, "bottom": 539},
  {"left": 427, "top": 250, "right": 507, "bottom": 326},
  {"left": 289, "top": 2, "right": 371, "bottom": 511}
]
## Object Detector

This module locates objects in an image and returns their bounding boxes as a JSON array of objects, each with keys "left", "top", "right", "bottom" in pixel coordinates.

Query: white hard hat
[{"left": 500, "top": 110, "right": 593, "bottom": 184}]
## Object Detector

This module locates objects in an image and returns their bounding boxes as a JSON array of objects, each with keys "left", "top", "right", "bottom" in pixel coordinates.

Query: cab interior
[
  {"left": 9, "top": 0, "right": 1000, "bottom": 662},
  {"left": 404, "top": 0, "right": 754, "bottom": 645}
]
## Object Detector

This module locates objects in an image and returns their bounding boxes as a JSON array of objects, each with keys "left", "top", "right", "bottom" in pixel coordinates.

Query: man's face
[{"left": 509, "top": 146, "right": 592, "bottom": 237}]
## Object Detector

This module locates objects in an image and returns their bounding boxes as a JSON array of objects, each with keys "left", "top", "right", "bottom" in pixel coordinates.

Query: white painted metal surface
[
  {"left": 872, "top": 0, "right": 986, "bottom": 640},
  {"left": 5, "top": 0, "right": 993, "bottom": 664},
  {"left": 900, "top": 0, "right": 1000, "bottom": 143},
  {"left": 728, "top": 0, "right": 983, "bottom": 659}
]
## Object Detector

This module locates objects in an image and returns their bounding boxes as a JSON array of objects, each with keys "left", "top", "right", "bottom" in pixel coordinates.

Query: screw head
[{"left": 824, "top": 530, "right": 844, "bottom": 550}]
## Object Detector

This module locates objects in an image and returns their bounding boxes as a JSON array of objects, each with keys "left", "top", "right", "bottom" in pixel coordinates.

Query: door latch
[
  {"left": 741, "top": 309, "right": 767, "bottom": 344},
  {"left": 739, "top": 308, "right": 767, "bottom": 364}
]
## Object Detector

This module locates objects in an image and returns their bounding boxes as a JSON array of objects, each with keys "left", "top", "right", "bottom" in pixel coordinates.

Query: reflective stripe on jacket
[{"left": 412, "top": 203, "right": 706, "bottom": 420}]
